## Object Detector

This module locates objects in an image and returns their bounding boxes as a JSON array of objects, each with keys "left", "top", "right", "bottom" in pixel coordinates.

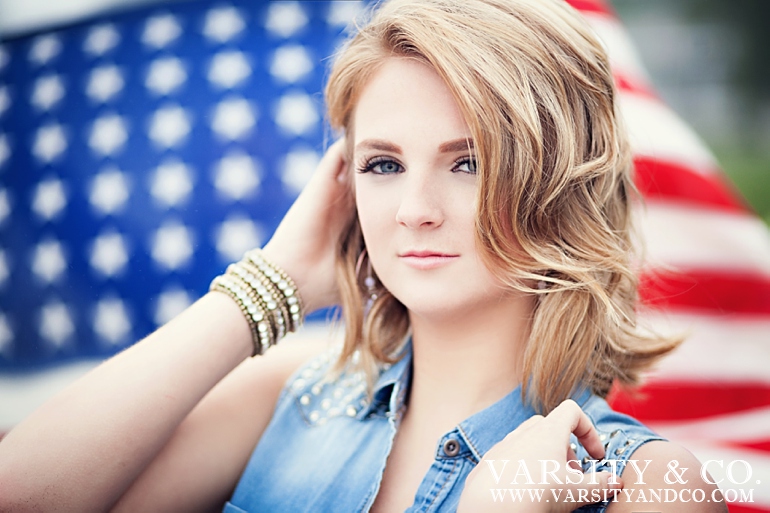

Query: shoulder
[
  {"left": 573, "top": 396, "right": 727, "bottom": 512},
  {"left": 605, "top": 440, "right": 728, "bottom": 512}
]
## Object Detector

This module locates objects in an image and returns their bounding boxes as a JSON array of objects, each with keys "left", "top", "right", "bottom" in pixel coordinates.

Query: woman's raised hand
[
  {"left": 262, "top": 139, "right": 354, "bottom": 313},
  {"left": 458, "top": 399, "right": 623, "bottom": 513}
]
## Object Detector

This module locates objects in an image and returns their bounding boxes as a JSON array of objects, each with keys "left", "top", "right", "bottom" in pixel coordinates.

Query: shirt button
[{"left": 443, "top": 439, "right": 460, "bottom": 457}]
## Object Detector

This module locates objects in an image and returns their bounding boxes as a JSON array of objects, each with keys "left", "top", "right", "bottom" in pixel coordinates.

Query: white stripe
[
  {"left": 0, "top": 322, "right": 337, "bottom": 431},
  {"left": 640, "top": 311, "right": 770, "bottom": 384},
  {"left": 582, "top": 13, "right": 651, "bottom": 87},
  {"left": 649, "top": 407, "right": 770, "bottom": 444},
  {"left": 620, "top": 92, "right": 719, "bottom": 174},
  {"left": 639, "top": 202, "right": 770, "bottom": 275}
]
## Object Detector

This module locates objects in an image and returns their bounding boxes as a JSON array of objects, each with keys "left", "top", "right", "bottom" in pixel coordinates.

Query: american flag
[{"left": 0, "top": 1, "right": 767, "bottom": 510}]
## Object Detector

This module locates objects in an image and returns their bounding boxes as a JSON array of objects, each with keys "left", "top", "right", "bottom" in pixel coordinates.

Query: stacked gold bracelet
[{"left": 209, "top": 249, "right": 304, "bottom": 357}]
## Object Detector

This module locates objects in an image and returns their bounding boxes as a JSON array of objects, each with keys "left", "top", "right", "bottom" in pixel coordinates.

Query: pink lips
[{"left": 398, "top": 251, "right": 459, "bottom": 270}]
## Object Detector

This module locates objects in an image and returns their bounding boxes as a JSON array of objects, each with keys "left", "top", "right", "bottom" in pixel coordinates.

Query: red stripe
[
  {"left": 726, "top": 504, "right": 770, "bottom": 513},
  {"left": 640, "top": 270, "right": 770, "bottom": 315},
  {"left": 615, "top": 74, "right": 658, "bottom": 100},
  {"left": 609, "top": 382, "right": 770, "bottom": 422},
  {"left": 565, "top": 0, "right": 614, "bottom": 16},
  {"left": 729, "top": 439, "right": 770, "bottom": 453},
  {"left": 635, "top": 157, "right": 750, "bottom": 213}
]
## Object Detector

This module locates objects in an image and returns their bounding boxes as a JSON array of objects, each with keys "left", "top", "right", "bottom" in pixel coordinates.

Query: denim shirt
[{"left": 225, "top": 340, "right": 664, "bottom": 512}]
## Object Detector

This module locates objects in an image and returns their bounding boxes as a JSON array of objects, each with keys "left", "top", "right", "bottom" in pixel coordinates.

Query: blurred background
[
  {"left": 0, "top": 0, "right": 767, "bottom": 510},
  {"left": 613, "top": 0, "right": 770, "bottom": 225}
]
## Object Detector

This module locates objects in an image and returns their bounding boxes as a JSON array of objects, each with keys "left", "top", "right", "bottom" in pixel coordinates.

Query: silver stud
[
  {"left": 599, "top": 433, "right": 607, "bottom": 442},
  {"left": 569, "top": 443, "right": 577, "bottom": 452},
  {"left": 615, "top": 447, "right": 626, "bottom": 456},
  {"left": 610, "top": 429, "right": 621, "bottom": 438},
  {"left": 309, "top": 411, "right": 320, "bottom": 423},
  {"left": 299, "top": 394, "right": 310, "bottom": 405},
  {"left": 346, "top": 406, "right": 357, "bottom": 417},
  {"left": 333, "top": 388, "right": 343, "bottom": 399},
  {"left": 625, "top": 439, "right": 634, "bottom": 446},
  {"left": 328, "top": 407, "right": 341, "bottom": 417},
  {"left": 292, "top": 379, "right": 306, "bottom": 391},
  {"left": 321, "top": 398, "right": 332, "bottom": 410},
  {"left": 301, "top": 369, "right": 314, "bottom": 379},
  {"left": 311, "top": 384, "right": 322, "bottom": 395}
]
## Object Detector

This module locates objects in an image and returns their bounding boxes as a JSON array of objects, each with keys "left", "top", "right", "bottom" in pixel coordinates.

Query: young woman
[{"left": 0, "top": 0, "right": 725, "bottom": 511}]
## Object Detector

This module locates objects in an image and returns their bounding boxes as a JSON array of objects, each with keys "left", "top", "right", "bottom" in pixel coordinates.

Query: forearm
[{"left": 0, "top": 291, "right": 252, "bottom": 511}]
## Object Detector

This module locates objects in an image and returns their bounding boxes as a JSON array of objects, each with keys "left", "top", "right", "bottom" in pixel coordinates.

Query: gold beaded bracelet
[
  {"left": 209, "top": 250, "right": 305, "bottom": 357},
  {"left": 245, "top": 249, "right": 304, "bottom": 332}
]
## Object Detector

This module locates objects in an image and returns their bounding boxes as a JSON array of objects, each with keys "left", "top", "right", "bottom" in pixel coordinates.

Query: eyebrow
[
  {"left": 438, "top": 138, "right": 474, "bottom": 153},
  {"left": 354, "top": 138, "right": 474, "bottom": 154}
]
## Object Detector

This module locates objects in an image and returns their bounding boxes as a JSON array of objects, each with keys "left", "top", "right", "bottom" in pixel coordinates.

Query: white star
[
  {"left": 31, "top": 74, "right": 65, "bottom": 111},
  {"left": 207, "top": 51, "right": 251, "bottom": 89},
  {"left": 93, "top": 296, "right": 131, "bottom": 345},
  {"left": 282, "top": 147, "right": 320, "bottom": 195},
  {"left": 83, "top": 24, "right": 121, "bottom": 56},
  {"left": 211, "top": 97, "right": 257, "bottom": 140},
  {"left": 0, "top": 45, "right": 8, "bottom": 71},
  {"left": 0, "top": 133, "right": 9, "bottom": 168},
  {"left": 142, "top": 14, "right": 182, "bottom": 49},
  {"left": 154, "top": 286, "right": 194, "bottom": 326},
  {"left": 32, "top": 123, "right": 67, "bottom": 163},
  {"left": 0, "top": 313, "right": 12, "bottom": 357},
  {"left": 89, "top": 114, "right": 128, "bottom": 156},
  {"left": 39, "top": 301, "right": 74, "bottom": 348},
  {"left": 150, "top": 159, "right": 193, "bottom": 207},
  {"left": 0, "top": 86, "right": 10, "bottom": 118},
  {"left": 215, "top": 216, "right": 264, "bottom": 262},
  {"left": 145, "top": 57, "right": 187, "bottom": 96},
  {"left": 213, "top": 151, "right": 261, "bottom": 200},
  {"left": 89, "top": 230, "right": 129, "bottom": 278},
  {"left": 270, "top": 45, "right": 313, "bottom": 83},
  {"left": 0, "top": 188, "right": 11, "bottom": 225},
  {"left": 32, "top": 178, "right": 67, "bottom": 221},
  {"left": 32, "top": 239, "right": 67, "bottom": 283},
  {"left": 327, "top": 1, "right": 364, "bottom": 27},
  {"left": 89, "top": 167, "right": 130, "bottom": 216},
  {"left": 274, "top": 92, "right": 319, "bottom": 136},
  {"left": 265, "top": 2, "right": 308, "bottom": 38},
  {"left": 29, "top": 34, "right": 62, "bottom": 65},
  {"left": 0, "top": 249, "right": 9, "bottom": 287},
  {"left": 148, "top": 105, "right": 191, "bottom": 148},
  {"left": 151, "top": 221, "right": 194, "bottom": 271},
  {"left": 203, "top": 6, "right": 245, "bottom": 43},
  {"left": 87, "top": 65, "right": 124, "bottom": 103}
]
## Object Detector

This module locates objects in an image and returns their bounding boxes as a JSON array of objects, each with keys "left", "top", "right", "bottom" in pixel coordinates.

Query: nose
[{"left": 395, "top": 171, "right": 444, "bottom": 229}]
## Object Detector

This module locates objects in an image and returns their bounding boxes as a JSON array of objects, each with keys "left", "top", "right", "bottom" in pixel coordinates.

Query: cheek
[{"left": 355, "top": 183, "right": 396, "bottom": 268}]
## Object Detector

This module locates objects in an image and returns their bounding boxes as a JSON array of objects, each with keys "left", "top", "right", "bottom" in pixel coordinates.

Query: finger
[
  {"left": 547, "top": 399, "right": 605, "bottom": 460},
  {"left": 567, "top": 447, "right": 580, "bottom": 471}
]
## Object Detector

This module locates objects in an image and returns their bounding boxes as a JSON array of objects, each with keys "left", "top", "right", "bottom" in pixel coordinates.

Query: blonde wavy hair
[{"left": 325, "top": 0, "right": 679, "bottom": 413}]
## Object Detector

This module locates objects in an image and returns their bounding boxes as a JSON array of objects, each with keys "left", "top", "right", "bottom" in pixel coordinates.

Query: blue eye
[
  {"left": 358, "top": 157, "right": 403, "bottom": 175},
  {"left": 454, "top": 157, "right": 477, "bottom": 175}
]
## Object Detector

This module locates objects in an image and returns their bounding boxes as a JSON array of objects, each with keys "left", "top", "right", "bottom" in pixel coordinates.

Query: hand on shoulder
[{"left": 458, "top": 400, "right": 622, "bottom": 513}]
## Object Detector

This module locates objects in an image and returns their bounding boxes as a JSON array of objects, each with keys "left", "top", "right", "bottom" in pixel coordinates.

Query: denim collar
[{"left": 360, "top": 337, "right": 593, "bottom": 460}]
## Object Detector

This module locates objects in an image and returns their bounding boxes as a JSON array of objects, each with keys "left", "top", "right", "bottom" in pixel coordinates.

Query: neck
[{"left": 403, "top": 290, "right": 536, "bottom": 433}]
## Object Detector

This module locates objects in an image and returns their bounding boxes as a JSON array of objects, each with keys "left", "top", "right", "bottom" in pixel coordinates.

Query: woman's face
[{"left": 352, "top": 57, "right": 513, "bottom": 320}]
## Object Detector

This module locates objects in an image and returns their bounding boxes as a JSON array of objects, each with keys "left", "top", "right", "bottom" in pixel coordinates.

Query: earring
[
  {"left": 537, "top": 280, "right": 547, "bottom": 291},
  {"left": 355, "top": 248, "right": 379, "bottom": 315}
]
